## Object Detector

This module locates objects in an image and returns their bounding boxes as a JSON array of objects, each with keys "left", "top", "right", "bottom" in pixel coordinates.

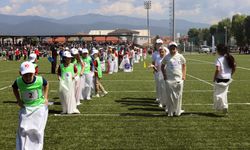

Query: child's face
[
  {"left": 169, "top": 46, "right": 177, "bottom": 55},
  {"left": 159, "top": 49, "right": 166, "bottom": 57},
  {"left": 22, "top": 73, "right": 34, "bottom": 83},
  {"left": 82, "top": 53, "right": 88, "bottom": 58},
  {"left": 94, "top": 54, "right": 98, "bottom": 58},
  {"left": 65, "top": 57, "right": 71, "bottom": 64}
]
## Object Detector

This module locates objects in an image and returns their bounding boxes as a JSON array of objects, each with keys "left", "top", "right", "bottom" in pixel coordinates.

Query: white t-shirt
[
  {"left": 162, "top": 52, "right": 186, "bottom": 81},
  {"left": 152, "top": 51, "right": 160, "bottom": 63},
  {"left": 215, "top": 56, "right": 232, "bottom": 79},
  {"left": 155, "top": 56, "right": 165, "bottom": 72}
]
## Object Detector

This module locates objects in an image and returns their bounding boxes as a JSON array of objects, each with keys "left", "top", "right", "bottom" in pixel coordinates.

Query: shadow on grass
[
  {"left": 128, "top": 107, "right": 163, "bottom": 111},
  {"left": 120, "top": 113, "right": 167, "bottom": 117},
  {"left": 3, "top": 101, "right": 17, "bottom": 104},
  {"left": 182, "top": 112, "right": 225, "bottom": 118},
  {"left": 49, "top": 109, "right": 62, "bottom": 114},
  {"left": 115, "top": 97, "right": 157, "bottom": 107}
]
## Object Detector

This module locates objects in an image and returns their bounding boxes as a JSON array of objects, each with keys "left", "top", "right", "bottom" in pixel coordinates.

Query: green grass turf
[{"left": 0, "top": 53, "right": 250, "bottom": 149}]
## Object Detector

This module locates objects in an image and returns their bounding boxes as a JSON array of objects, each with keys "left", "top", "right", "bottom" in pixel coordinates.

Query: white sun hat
[
  {"left": 63, "top": 51, "right": 73, "bottom": 58},
  {"left": 20, "top": 61, "right": 35, "bottom": 75},
  {"left": 156, "top": 39, "right": 164, "bottom": 44},
  {"left": 91, "top": 49, "right": 99, "bottom": 56},
  {"left": 168, "top": 41, "right": 178, "bottom": 47},
  {"left": 28, "top": 53, "right": 37, "bottom": 63},
  {"left": 71, "top": 48, "right": 79, "bottom": 55},
  {"left": 81, "top": 48, "right": 89, "bottom": 54}
]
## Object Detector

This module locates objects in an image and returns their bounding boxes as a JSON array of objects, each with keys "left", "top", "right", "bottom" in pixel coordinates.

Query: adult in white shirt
[{"left": 161, "top": 42, "right": 186, "bottom": 117}]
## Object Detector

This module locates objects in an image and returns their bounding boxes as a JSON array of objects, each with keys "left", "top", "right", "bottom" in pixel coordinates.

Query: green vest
[
  {"left": 33, "top": 63, "right": 38, "bottom": 68},
  {"left": 76, "top": 62, "right": 82, "bottom": 76},
  {"left": 17, "top": 76, "right": 45, "bottom": 107},
  {"left": 82, "top": 56, "right": 91, "bottom": 74},
  {"left": 60, "top": 63, "right": 75, "bottom": 80},
  {"left": 95, "top": 57, "right": 102, "bottom": 78},
  {"left": 72, "top": 59, "right": 77, "bottom": 64}
]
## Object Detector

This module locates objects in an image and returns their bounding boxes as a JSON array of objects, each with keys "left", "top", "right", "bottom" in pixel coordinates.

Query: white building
[{"left": 88, "top": 29, "right": 150, "bottom": 46}]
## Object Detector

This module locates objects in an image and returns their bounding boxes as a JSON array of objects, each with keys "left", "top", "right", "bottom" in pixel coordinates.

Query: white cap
[
  {"left": 28, "top": 53, "right": 37, "bottom": 63},
  {"left": 71, "top": 48, "right": 79, "bottom": 55},
  {"left": 63, "top": 51, "right": 73, "bottom": 58},
  {"left": 78, "top": 48, "right": 83, "bottom": 52},
  {"left": 168, "top": 42, "right": 178, "bottom": 47},
  {"left": 156, "top": 39, "right": 163, "bottom": 44},
  {"left": 20, "top": 61, "right": 35, "bottom": 75},
  {"left": 91, "top": 49, "right": 99, "bottom": 56},
  {"left": 65, "top": 47, "right": 69, "bottom": 50},
  {"left": 81, "top": 48, "right": 89, "bottom": 54}
]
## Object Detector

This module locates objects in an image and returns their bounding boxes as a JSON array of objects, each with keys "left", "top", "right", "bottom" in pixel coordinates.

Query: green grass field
[{"left": 0, "top": 54, "right": 250, "bottom": 150}]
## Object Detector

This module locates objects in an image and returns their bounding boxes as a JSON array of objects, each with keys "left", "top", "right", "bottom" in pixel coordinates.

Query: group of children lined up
[
  {"left": 56, "top": 45, "right": 148, "bottom": 114},
  {"left": 11, "top": 44, "right": 147, "bottom": 150},
  {"left": 150, "top": 39, "right": 236, "bottom": 117}
]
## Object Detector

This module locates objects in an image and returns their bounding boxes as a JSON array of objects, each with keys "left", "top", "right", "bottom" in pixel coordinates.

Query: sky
[{"left": 0, "top": 0, "right": 250, "bottom": 24}]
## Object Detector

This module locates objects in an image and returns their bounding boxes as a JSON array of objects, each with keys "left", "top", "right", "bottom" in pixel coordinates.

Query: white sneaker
[
  {"left": 77, "top": 103, "right": 82, "bottom": 106},
  {"left": 158, "top": 104, "right": 163, "bottom": 108},
  {"left": 104, "top": 91, "right": 108, "bottom": 95},
  {"left": 73, "top": 109, "right": 80, "bottom": 114},
  {"left": 155, "top": 98, "right": 159, "bottom": 103},
  {"left": 92, "top": 94, "right": 100, "bottom": 98},
  {"left": 86, "top": 97, "right": 91, "bottom": 100}
]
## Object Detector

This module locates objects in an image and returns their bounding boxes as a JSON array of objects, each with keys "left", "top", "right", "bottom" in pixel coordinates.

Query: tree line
[{"left": 188, "top": 14, "right": 250, "bottom": 47}]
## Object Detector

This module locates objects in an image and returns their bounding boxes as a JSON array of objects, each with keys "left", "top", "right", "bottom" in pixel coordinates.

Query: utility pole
[
  {"left": 144, "top": 1, "right": 151, "bottom": 51},
  {"left": 169, "top": 0, "right": 175, "bottom": 42}
]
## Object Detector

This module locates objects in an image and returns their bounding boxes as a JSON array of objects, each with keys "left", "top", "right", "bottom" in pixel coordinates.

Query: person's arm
[
  {"left": 214, "top": 59, "right": 221, "bottom": 82},
  {"left": 161, "top": 64, "right": 167, "bottom": 80},
  {"left": 80, "top": 62, "right": 85, "bottom": 76},
  {"left": 12, "top": 81, "right": 24, "bottom": 108},
  {"left": 232, "top": 63, "right": 236, "bottom": 75},
  {"left": 35, "top": 66, "right": 38, "bottom": 75},
  {"left": 57, "top": 65, "right": 61, "bottom": 80},
  {"left": 182, "top": 64, "right": 186, "bottom": 80},
  {"left": 73, "top": 65, "right": 78, "bottom": 78},
  {"left": 43, "top": 82, "right": 49, "bottom": 106},
  {"left": 213, "top": 66, "right": 220, "bottom": 82}
]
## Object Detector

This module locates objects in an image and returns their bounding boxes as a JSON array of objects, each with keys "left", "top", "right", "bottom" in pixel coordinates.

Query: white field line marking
[
  {"left": 184, "top": 103, "right": 250, "bottom": 106},
  {"left": 187, "top": 58, "right": 250, "bottom": 71},
  {"left": 0, "top": 85, "right": 11, "bottom": 91},
  {"left": 53, "top": 113, "right": 121, "bottom": 117},
  {"left": 50, "top": 90, "right": 213, "bottom": 93},
  {"left": 3, "top": 79, "right": 250, "bottom": 83},
  {"left": 187, "top": 74, "right": 214, "bottom": 87},
  {"left": 0, "top": 69, "right": 17, "bottom": 73},
  {"left": 2, "top": 102, "right": 250, "bottom": 109}
]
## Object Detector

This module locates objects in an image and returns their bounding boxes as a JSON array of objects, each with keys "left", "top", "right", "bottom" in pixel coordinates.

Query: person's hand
[
  {"left": 44, "top": 99, "right": 49, "bottom": 106},
  {"left": 17, "top": 101, "right": 24, "bottom": 108},
  {"left": 182, "top": 76, "right": 186, "bottom": 81},
  {"left": 80, "top": 73, "right": 83, "bottom": 77},
  {"left": 163, "top": 74, "right": 167, "bottom": 80}
]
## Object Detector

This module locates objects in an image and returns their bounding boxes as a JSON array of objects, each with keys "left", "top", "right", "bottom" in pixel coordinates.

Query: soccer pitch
[{"left": 0, "top": 54, "right": 250, "bottom": 149}]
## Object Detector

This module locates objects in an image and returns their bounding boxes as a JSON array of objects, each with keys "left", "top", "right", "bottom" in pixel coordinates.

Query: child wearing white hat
[
  {"left": 71, "top": 49, "right": 85, "bottom": 105},
  {"left": 57, "top": 51, "right": 80, "bottom": 114},
  {"left": 80, "top": 48, "right": 93, "bottom": 100},
  {"left": 12, "top": 61, "right": 49, "bottom": 150},
  {"left": 161, "top": 42, "right": 186, "bottom": 117}
]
